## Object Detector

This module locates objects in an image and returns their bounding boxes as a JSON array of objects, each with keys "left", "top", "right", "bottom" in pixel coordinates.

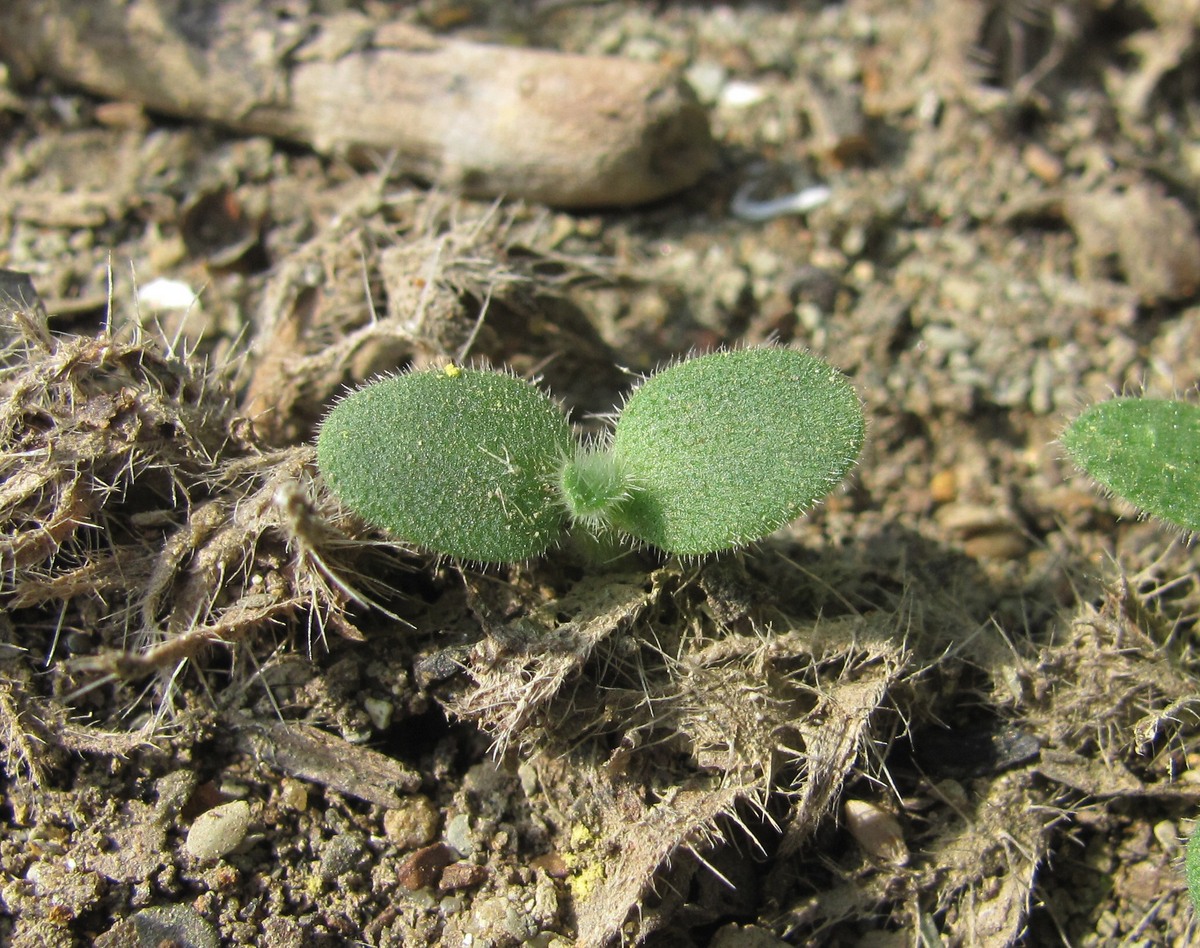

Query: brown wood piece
[{"left": 0, "top": 1, "right": 715, "bottom": 207}]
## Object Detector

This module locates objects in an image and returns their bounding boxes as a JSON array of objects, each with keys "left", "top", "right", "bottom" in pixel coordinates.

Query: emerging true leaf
[
  {"left": 1062, "top": 397, "right": 1200, "bottom": 534},
  {"left": 1188, "top": 823, "right": 1200, "bottom": 912},
  {"left": 558, "top": 444, "right": 632, "bottom": 531},
  {"left": 608, "top": 348, "right": 864, "bottom": 555},
  {"left": 317, "top": 367, "right": 572, "bottom": 562}
]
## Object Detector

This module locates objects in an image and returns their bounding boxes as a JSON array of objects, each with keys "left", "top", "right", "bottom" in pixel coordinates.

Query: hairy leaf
[
  {"left": 317, "top": 367, "right": 572, "bottom": 561},
  {"left": 1062, "top": 398, "right": 1200, "bottom": 534},
  {"left": 609, "top": 348, "right": 864, "bottom": 554}
]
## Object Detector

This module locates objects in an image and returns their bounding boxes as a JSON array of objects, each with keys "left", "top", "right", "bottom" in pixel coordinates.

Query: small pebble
[
  {"left": 445, "top": 812, "right": 473, "bottom": 856},
  {"left": 684, "top": 61, "right": 727, "bottom": 105},
  {"left": 530, "top": 853, "right": 569, "bottom": 879},
  {"left": 96, "top": 903, "right": 219, "bottom": 948},
  {"left": 517, "top": 761, "right": 539, "bottom": 797},
  {"left": 278, "top": 778, "right": 308, "bottom": 812},
  {"left": 731, "top": 182, "right": 831, "bottom": 222},
  {"left": 384, "top": 796, "right": 440, "bottom": 849},
  {"left": 398, "top": 842, "right": 455, "bottom": 891},
  {"left": 185, "top": 801, "right": 250, "bottom": 861},
  {"left": 933, "top": 779, "right": 969, "bottom": 809},
  {"left": 439, "top": 862, "right": 488, "bottom": 892},
  {"left": 1066, "top": 182, "right": 1200, "bottom": 304},
  {"left": 363, "top": 696, "right": 394, "bottom": 731},
  {"left": 962, "top": 529, "right": 1028, "bottom": 561},
  {"left": 93, "top": 100, "right": 149, "bottom": 131},
  {"left": 1154, "top": 819, "right": 1181, "bottom": 853},
  {"left": 25, "top": 861, "right": 103, "bottom": 916},
  {"left": 137, "top": 277, "right": 199, "bottom": 312},
  {"left": 936, "top": 502, "right": 1028, "bottom": 558},
  {"left": 318, "top": 832, "right": 364, "bottom": 882},
  {"left": 152, "top": 770, "right": 197, "bottom": 825},
  {"left": 1021, "top": 143, "right": 1062, "bottom": 184},
  {"left": 928, "top": 469, "right": 958, "bottom": 504},
  {"left": 843, "top": 799, "right": 909, "bottom": 866},
  {"left": 462, "top": 760, "right": 508, "bottom": 797},
  {"left": 720, "top": 79, "right": 766, "bottom": 108}
]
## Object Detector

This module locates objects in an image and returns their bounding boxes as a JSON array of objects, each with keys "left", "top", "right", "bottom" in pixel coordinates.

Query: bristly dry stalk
[{"left": 0, "top": 285, "right": 403, "bottom": 756}]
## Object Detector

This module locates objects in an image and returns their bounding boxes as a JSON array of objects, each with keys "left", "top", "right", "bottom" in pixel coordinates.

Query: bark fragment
[{"left": 0, "top": 0, "right": 715, "bottom": 207}]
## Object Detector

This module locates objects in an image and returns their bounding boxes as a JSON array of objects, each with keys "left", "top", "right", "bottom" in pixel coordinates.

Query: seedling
[
  {"left": 1062, "top": 397, "right": 1200, "bottom": 535},
  {"left": 317, "top": 348, "right": 864, "bottom": 562},
  {"left": 1190, "top": 826, "right": 1200, "bottom": 913},
  {"left": 1062, "top": 394, "right": 1200, "bottom": 911}
]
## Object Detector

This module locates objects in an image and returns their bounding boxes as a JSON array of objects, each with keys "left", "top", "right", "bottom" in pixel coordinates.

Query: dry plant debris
[
  {"left": 435, "top": 563, "right": 915, "bottom": 945},
  {"left": 0, "top": 285, "right": 396, "bottom": 780},
  {"left": 242, "top": 191, "right": 624, "bottom": 445},
  {"left": 3, "top": 0, "right": 1200, "bottom": 945},
  {"left": 4, "top": 258, "right": 1200, "bottom": 944}
]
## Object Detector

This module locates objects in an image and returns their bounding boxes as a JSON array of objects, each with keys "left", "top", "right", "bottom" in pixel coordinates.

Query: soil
[{"left": 3, "top": 2, "right": 1200, "bottom": 946}]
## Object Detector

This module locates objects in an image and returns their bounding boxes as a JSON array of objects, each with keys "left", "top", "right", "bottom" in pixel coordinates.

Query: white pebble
[
  {"left": 732, "top": 183, "right": 832, "bottom": 223},
  {"left": 138, "top": 277, "right": 200, "bottom": 312},
  {"left": 720, "top": 80, "right": 767, "bottom": 108},
  {"left": 843, "top": 799, "right": 908, "bottom": 866},
  {"left": 186, "top": 801, "right": 251, "bottom": 860},
  {"left": 364, "top": 696, "right": 394, "bottom": 731}
]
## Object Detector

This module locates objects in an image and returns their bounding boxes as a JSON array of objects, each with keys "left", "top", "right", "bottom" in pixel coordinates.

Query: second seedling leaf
[
  {"left": 609, "top": 348, "right": 865, "bottom": 555},
  {"left": 1062, "top": 397, "right": 1200, "bottom": 534}
]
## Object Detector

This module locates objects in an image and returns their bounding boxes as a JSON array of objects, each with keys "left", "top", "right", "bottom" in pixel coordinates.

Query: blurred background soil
[{"left": 3, "top": 2, "right": 1200, "bottom": 946}]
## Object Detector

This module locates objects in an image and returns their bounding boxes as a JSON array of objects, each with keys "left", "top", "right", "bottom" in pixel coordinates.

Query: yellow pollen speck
[
  {"left": 568, "top": 860, "right": 607, "bottom": 900},
  {"left": 443, "top": 363, "right": 462, "bottom": 378}
]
